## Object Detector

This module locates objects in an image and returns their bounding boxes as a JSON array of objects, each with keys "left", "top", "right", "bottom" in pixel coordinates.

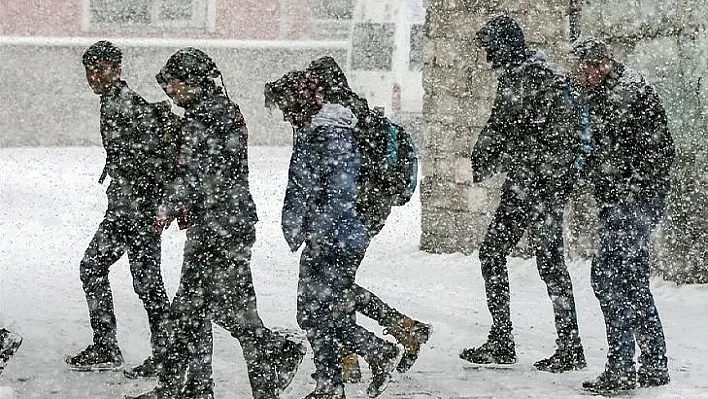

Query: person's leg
[
  {"left": 584, "top": 205, "right": 638, "bottom": 392},
  {"left": 626, "top": 199, "right": 669, "bottom": 387},
  {"left": 460, "top": 184, "right": 528, "bottom": 364},
  {"left": 208, "top": 228, "right": 278, "bottom": 399},
  {"left": 125, "top": 220, "right": 170, "bottom": 372},
  {"left": 530, "top": 198, "right": 585, "bottom": 372},
  {"left": 68, "top": 216, "right": 126, "bottom": 369},
  {"left": 297, "top": 244, "right": 347, "bottom": 396}
]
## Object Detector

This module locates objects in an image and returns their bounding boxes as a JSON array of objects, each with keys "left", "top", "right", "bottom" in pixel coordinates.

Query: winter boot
[
  {"left": 0, "top": 329, "right": 22, "bottom": 376},
  {"left": 582, "top": 369, "right": 637, "bottom": 394},
  {"left": 303, "top": 385, "right": 346, "bottom": 399},
  {"left": 124, "top": 356, "right": 162, "bottom": 379},
  {"left": 366, "top": 344, "right": 403, "bottom": 398},
  {"left": 534, "top": 343, "right": 586, "bottom": 373},
  {"left": 638, "top": 367, "right": 670, "bottom": 388},
  {"left": 383, "top": 316, "right": 432, "bottom": 373},
  {"left": 340, "top": 347, "right": 362, "bottom": 384},
  {"left": 66, "top": 343, "right": 123, "bottom": 371},
  {"left": 125, "top": 386, "right": 179, "bottom": 399},
  {"left": 275, "top": 338, "right": 307, "bottom": 390},
  {"left": 459, "top": 333, "right": 516, "bottom": 365}
]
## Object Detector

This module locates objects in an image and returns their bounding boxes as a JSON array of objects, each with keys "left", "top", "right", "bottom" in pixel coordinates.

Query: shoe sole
[
  {"left": 459, "top": 351, "right": 517, "bottom": 366},
  {"left": 65, "top": 357, "right": 123, "bottom": 372}
]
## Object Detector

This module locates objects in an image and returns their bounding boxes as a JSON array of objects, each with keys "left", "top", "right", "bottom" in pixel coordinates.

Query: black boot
[
  {"left": 275, "top": 338, "right": 307, "bottom": 390},
  {"left": 459, "top": 333, "right": 516, "bottom": 365},
  {"left": 638, "top": 367, "right": 670, "bottom": 388},
  {"left": 367, "top": 344, "right": 402, "bottom": 398},
  {"left": 124, "top": 356, "right": 162, "bottom": 379},
  {"left": 304, "top": 378, "right": 346, "bottom": 399},
  {"left": 66, "top": 343, "right": 123, "bottom": 371},
  {"left": 124, "top": 385, "right": 179, "bottom": 399},
  {"left": 534, "top": 343, "right": 586, "bottom": 373},
  {"left": 582, "top": 369, "right": 637, "bottom": 394}
]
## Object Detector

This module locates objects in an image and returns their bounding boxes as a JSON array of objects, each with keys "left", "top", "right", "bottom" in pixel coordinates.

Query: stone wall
[
  {"left": 420, "top": 0, "right": 573, "bottom": 253},
  {"left": 421, "top": 0, "right": 708, "bottom": 282}
]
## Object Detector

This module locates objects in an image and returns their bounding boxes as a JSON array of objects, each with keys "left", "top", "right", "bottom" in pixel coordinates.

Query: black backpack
[{"left": 352, "top": 106, "right": 419, "bottom": 232}]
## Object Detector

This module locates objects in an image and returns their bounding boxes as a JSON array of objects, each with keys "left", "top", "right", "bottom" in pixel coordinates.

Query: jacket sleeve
[
  {"left": 471, "top": 94, "right": 510, "bottom": 183},
  {"left": 627, "top": 86, "right": 675, "bottom": 199},
  {"left": 281, "top": 148, "right": 310, "bottom": 252},
  {"left": 308, "top": 126, "right": 361, "bottom": 244}
]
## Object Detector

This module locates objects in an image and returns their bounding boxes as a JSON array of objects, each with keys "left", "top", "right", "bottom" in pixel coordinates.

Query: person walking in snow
[
  {"left": 66, "top": 41, "right": 172, "bottom": 376},
  {"left": 272, "top": 69, "right": 403, "bottom": 399},
  {"left": 128, "top": 48, "right": 304, "bottom": 399},
  {"left": 265, "top": 56, "right": 432, "bottom": 384},
  {"left": 459, "top": 15, "right": 586, "bottom": 373},
  {"left": 570, "top": 38, "right": 674, "bottom": 394}
]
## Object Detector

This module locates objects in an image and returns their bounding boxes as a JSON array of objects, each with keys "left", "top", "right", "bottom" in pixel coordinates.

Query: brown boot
[
  {"left": 340, "top": 347, "right": 361, "bottom": 384},
  {"left": 384, "top": 317, "right": 432, "bottom": 373}
]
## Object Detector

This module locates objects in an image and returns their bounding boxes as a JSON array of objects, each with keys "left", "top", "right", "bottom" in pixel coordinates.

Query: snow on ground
[{"left": 1, "top": 147, "right": 707, "bottom": 399}]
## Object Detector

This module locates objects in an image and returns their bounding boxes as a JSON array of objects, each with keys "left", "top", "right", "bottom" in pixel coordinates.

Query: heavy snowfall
[{"left": 1, "top": 147, "right": 707, "bottom": 398}]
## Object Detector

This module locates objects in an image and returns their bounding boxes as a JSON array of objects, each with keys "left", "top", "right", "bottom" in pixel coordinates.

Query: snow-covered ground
[{"left": 1, "top": 147, "right": 707, "bottom": 399}]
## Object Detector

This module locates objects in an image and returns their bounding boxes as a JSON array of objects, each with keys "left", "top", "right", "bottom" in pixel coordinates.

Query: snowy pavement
[{"left": 1, "top": 147, "right": 707, "bottom": 398}]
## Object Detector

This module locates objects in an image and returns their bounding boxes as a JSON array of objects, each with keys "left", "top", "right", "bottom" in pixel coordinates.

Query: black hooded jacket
[
  {"left": 161, "top": 86, "right": 258, "bottom": 231},
  {"left": 471, "top": 52, "right": 579, "bottom": 198},
  {"left": 579, "top": 61, "right": 675, "bottom": 204},
  {"left": 99, "top": 80, "right": 174, "bottom": 213}
]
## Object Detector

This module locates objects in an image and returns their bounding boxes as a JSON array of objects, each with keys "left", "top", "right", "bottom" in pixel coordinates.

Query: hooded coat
[{"left": 281, "top": 103, "right": 367, "bottom": 252}]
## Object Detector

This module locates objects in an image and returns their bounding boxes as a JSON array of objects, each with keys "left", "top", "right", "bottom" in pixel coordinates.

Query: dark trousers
[
  {"left": 80, "top": 212, "right": 169, "bottom": 356},
  {"left": 159, "top": 225, "right": 280, "bottom": 399},
  {"left": 591, "top": 198, "right": 668, "bottom": 374},
  {"left": 479, "top": 182, "right": 581, "bottom": 347},
  {"left": 296, "top": 242, "right": 393, "bottom": 389}
]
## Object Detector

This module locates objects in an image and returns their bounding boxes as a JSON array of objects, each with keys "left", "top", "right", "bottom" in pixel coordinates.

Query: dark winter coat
[
  {"left": 162, "top": 87, "right": 258, "bottom": 231},
  {"left": 99, "top": 80, "right": 174, "bottom": 213},
  {"left": 281, "top": 103, "right": 367, "bottom": 252},
  {"left": 471, "top": 53, "right": 578, "bottom": 198},
  {"left": 579, "top": 61, "right": 675, "bottom": 205}
]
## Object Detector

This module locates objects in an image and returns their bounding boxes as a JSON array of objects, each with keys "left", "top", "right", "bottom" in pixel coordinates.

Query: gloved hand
[
  {"left": 153, "top": 210, "right": 173, "bottom": 235},
  {"left": 177, "top": 207, "right": 190, "bottom": 230}
]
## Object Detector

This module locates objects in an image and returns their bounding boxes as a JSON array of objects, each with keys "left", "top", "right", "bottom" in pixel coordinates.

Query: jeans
[
  {"left": 296, "top": 241, "right": 393, "bottom": 389},
  {"left": 591, "top": 197, "right": 668, "bottom": 374}
]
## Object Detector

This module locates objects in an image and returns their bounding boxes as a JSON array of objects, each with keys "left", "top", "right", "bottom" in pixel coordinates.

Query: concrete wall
[{"left": 0, "top": 41, "right": 347, "bottom": 147}]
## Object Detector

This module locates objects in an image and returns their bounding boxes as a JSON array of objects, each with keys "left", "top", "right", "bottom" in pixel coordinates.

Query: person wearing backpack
[
  {"left": 272, "top": 69, "right": 403, "bottom": 399},
  {"left": 301, "top": 57, "right": 431, "bottom": 379},
  {"left": 128, "top": 48, "right": 305, "bottom": 399},
  {"left": 66, "top": 41, "right": 172, "bottom": 376},
  {"left": 459, "top": 15, "right": 586, "bottom": 373}
]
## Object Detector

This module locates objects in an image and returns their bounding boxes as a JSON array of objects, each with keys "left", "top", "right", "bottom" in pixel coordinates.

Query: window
[
  {"left": 306, "top": 0, "right": 355, "bottom": 40},
  {"left": 308, "top": 0, "right": 354, "bottom": 20},
  {"left": 85, "top": 0, "right": 213, "bottom": 31},
  {"left": 409, "top": 24, "right": 425, "bottom": 71},
  {"left": 351, "top": 23, "right": 395, "bottom": 71}
]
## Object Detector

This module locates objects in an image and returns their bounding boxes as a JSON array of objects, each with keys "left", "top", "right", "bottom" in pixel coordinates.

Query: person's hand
[{"left": 153, "top": 211, "right": 172, "bottom": 235}]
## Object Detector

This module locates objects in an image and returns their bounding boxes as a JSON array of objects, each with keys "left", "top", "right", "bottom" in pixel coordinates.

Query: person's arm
[
  {"left": 628, "top": 86, "right": 675, "bottom": 199},
  {"left": 471, "top": 91, "right": 511, "bottom": 183}
]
